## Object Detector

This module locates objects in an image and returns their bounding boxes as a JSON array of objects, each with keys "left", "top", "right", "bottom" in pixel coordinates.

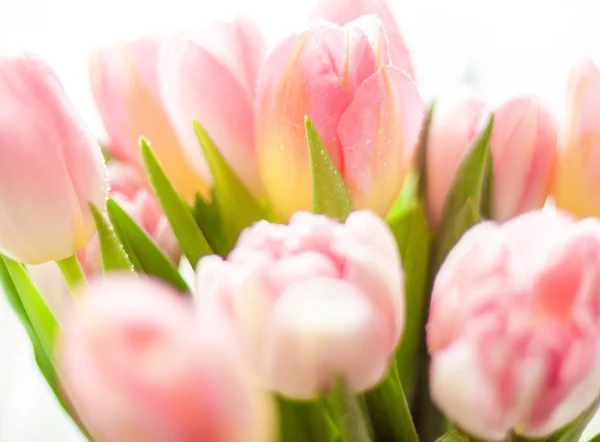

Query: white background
[{"left": 1, "top": 0, "right": 600, "bottom": 440}]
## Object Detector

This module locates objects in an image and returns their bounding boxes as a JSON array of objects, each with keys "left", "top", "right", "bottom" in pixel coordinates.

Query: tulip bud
[
  {"left": 196, "top": 210, "right": 404, "bottom": 399},
  {"left": 426, "top": 93, "right": 556, "bottom": 226},
  {"left": 159, "top": 20, "right": 267, "bottom": 197},
  {"left": 256, "top": 16, "right": 424, "bottom": 220},
  {"left": 77, "top": 162, "right": 181, "bottom": 275},
  {"left": 427, "top": 210, "right": 600, "bottom": 440},
  {"left": 309, "top": 0, "right": 414, "bottom": 78},
  {"left": 90, "top": 39, "right": 207, "bottom": 201},
  {"left": 59, "top": 276, "right": 276, "bottom": 442},
  {"left": 426, "top": 88, "right": 486, "bottom": 226},
  {"left": 0, "top": 53, "right": 107, "bottom": 264},
  {"left": 553, "top": 59, "right": 600, "bottom": 218}
]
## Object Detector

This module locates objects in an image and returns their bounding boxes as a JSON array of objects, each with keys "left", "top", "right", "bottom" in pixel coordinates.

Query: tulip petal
[
  {"left": 265, "top": 278, "right": 388, "bottom": 399},
  {"left": 90, "top": 41, "right": 207, "bottom": 201},
  {"left": 337, "top": 66, "right": 424, "bottom": 215},
  {"left": 159, "top": 27, "right": 265, "bottom": 196},
  {"left": 0, "top": 55, "right": 105, "bottom": 263},
  {"left": 309, "top": 0, "right": 414, "bottom": 77},
  {"left": 257, "top": 29, "right": 350, "bottom": 219}
]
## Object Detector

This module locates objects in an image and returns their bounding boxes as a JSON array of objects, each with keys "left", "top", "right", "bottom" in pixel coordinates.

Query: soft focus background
[{"left": 1, "top": 0, "right": 600, "bottom": 440}]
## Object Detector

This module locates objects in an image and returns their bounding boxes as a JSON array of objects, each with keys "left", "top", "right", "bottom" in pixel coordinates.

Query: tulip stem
[{"left": 56, "top": 255, "right": 86, "bottom": 295}]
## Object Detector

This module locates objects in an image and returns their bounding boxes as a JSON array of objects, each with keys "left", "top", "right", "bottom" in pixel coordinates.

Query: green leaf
[
  {"left": 435, "top": 429, "right": 471, "bottom": 442},
  {"left": 386, "top": 172, "right": 420, "bottom": 221},
  {"left": 141, "top": 139, "right": 213, "bottom": 267},
  {"left": 363, "top": 370, "right": 418, "bottom": 442},
  {"left": 414, "top": 103, "right": 435, "bottom": 208},
  {"left": 588, "top": 434, "right": 600, "bottom": 442},
  {"left": 193, "top": 120, "right": 270, "bottom": 243},
  {"left": 431, "top": 116, "right": 494, "bottom": 273},
  {"left": 0, "top": 258, "right": 59, "bottom": 397},
  {"left": 387, "top": 202, "right": 431, "bottom": 394},
  {"left": 306, "top": 117, "right": 353, "bottom": 221},
  {"left": 90, "top": 203, "right": 134, "bottom": 272},
  {"left": 1, "top": 255, "right": 59, "bottom": 360},
  {"left": 192, "top": 193, "right": 231, "bottom": 257},
  {"left": 277, "top": 396, "right": 337, "bottom": 442},
  {"left": 106, "top": 198, "right": 189, "bottom": 293},
  {"left": 326, "top": 377, "right": 373, "bottom": 442}
]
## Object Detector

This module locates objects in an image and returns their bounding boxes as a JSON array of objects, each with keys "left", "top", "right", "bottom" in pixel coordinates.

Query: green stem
[
  {"left": 56, "top": 255, "right": 86, "bottom": 295},
  {"left": 364, "top": 370, "right": 418, "bottom": 442},
  {"left": 277, "top": 396, "right": 337, "bottom": 442}
]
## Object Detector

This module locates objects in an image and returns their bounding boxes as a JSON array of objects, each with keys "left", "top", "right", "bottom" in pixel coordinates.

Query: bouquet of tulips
[{"left": 2, "top": 0, "right": 600, "bottom": 441}]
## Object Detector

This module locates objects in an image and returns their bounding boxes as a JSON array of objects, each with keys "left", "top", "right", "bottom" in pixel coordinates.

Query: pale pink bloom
[
  {"left": 309, "top": 0, "right": 414, "bottom": 78},
  {"left": 426, "top": 92, "right": 556, "bottom": 226},
  {"left": 77, "top": 162, "right": 180, "bottom": 275},
  {"left": 427, "top": 210, "right": 600, "bottom": 440},
  {"left": 552, "top": 59, "right": 600, "bottom": 218},
  {"left": 196, "top": 210, "right": 404, "bottom": 399},
  {"left": 90, "top": 39, "right": 207, "bottom": 201},
  {"left": 0, "top": 53, "right": 107, "bottom": 264},
  {"left": 159, "top": 19, "right": 267, "bottom": 196},
  {"left": 256, "top": 16, "right": 425, "bottom": 220},
  {"left": 426, "top": 88, "right": 486, "bottom": 226},
  {"left": 59, "top": 276, "right": 276, "bottom": 442}
]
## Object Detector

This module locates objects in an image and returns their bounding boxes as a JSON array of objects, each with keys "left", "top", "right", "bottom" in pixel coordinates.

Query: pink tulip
[
  {"left": 309, "top": 0, "right": 414, "bottom": 78},
  {"left": 196, "top": 210, "right": 404, "bottom": 399},
  {"left": 426, "top": 88, "right": 486, "bottom": 226},
  {"left": 257, "top": 16, "right": 424, "bottom": 220},
  {"left": 159, "top": 20, "right": 267, "bottom": 196},
  {"left": 0, "top": 53, "right": 107, "bottom": 264},
  {"left": 426, "top": 93, "right": 557, "bottom": 226},
  {"left": 552, "top": 59, "right": 600, "bottom": 218},
  {"left": 90, "top": 39, "right": 207, "bottom": 201},
  {"left": 427, "top": 210, "right": 600, "bottom": 440},
  {"left": 77, "top": 162, "right": 181, "bottom": 275},
  {"left": 59, "top": 276, "right": 276, "bottom": 442}
]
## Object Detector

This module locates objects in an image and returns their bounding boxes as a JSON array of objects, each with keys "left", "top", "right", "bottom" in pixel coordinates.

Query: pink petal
[
  {"left": 309, "top": 0, "right": 414, "bottom": 77},
  {"left": 337, "top": 66, "right": 424, "bottom": 215},
  {"left": 159, "top": 33, "right": 262, "bottom": 195}
]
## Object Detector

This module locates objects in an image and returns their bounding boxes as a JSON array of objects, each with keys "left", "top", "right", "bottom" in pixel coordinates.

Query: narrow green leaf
[
  {"left": 305, "top": 117, "right": 353, "bottom": 221},
  {"left": 193, "top": 121, "right": 269, "bottom": 243},
  {"left": 363, "top": 370, "right": 418, "bottom": 442},
  {"left": 386, "top": 172, "right": 420, "bottom": 221},
  {"left": 415, "top": 103, "right": 435, "bottom": 207},
  {"left": 141, "top": 139, "right": 212, "bottom": 267},
  {"left": 327, "top": 377, "right": 373, "bottom": 442},
  {"left": 588, "top": 434, "right": 600, "bottom": 442},
  {"left": 192, "top": 194, "right": 231, "bottom": 257},
  {"left": 2, "top": 255, "right": 59, "bottom": 360},
  {"left": 90, "top": 203, "right": 134, "bottom": 272},
  {"left": 106, "top": 198, "right": 189, "bottom": 293},
  {"left": 388, "top": 202, "right": 431, "bottom": 394},
  {"left": 0, "top": 258, "right": 59, "bottom": 396},
  {"left": 278, "top": 396, "right": 337, "bottom": 442}
]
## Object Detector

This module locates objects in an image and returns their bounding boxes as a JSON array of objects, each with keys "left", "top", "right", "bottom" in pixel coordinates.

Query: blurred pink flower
[
  {"left": 77, "top": 162, "right": 180, "bottom": 275},
  {"left": 159, "top": 19, "right": 267, "bottom": 196},
  {"left": 426, "top": 92, "right": 556, "bottom": 226},
  {"left": 0, "top": 53, "right": 106, "bottom": 264},
  {"left": 309, "top": 0, "right": 414, "bottom": 78},
  {"left": 256, "top": 15, "right": 424, "bottom": 220},
  {"left": 427, "top": 210, "right": 600, "bottom": 440},
  {"left": 59, "top": 276, "right": 276, "bottom": 442},
  {"left": 196, "top": 210, "right": 404, "bottom": 399},
  {"left": 553, "top": 59, "right": 600, "bottom": 218},
  {"left": 90, "top": 39, "right": 207, "bottom": 201}
]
